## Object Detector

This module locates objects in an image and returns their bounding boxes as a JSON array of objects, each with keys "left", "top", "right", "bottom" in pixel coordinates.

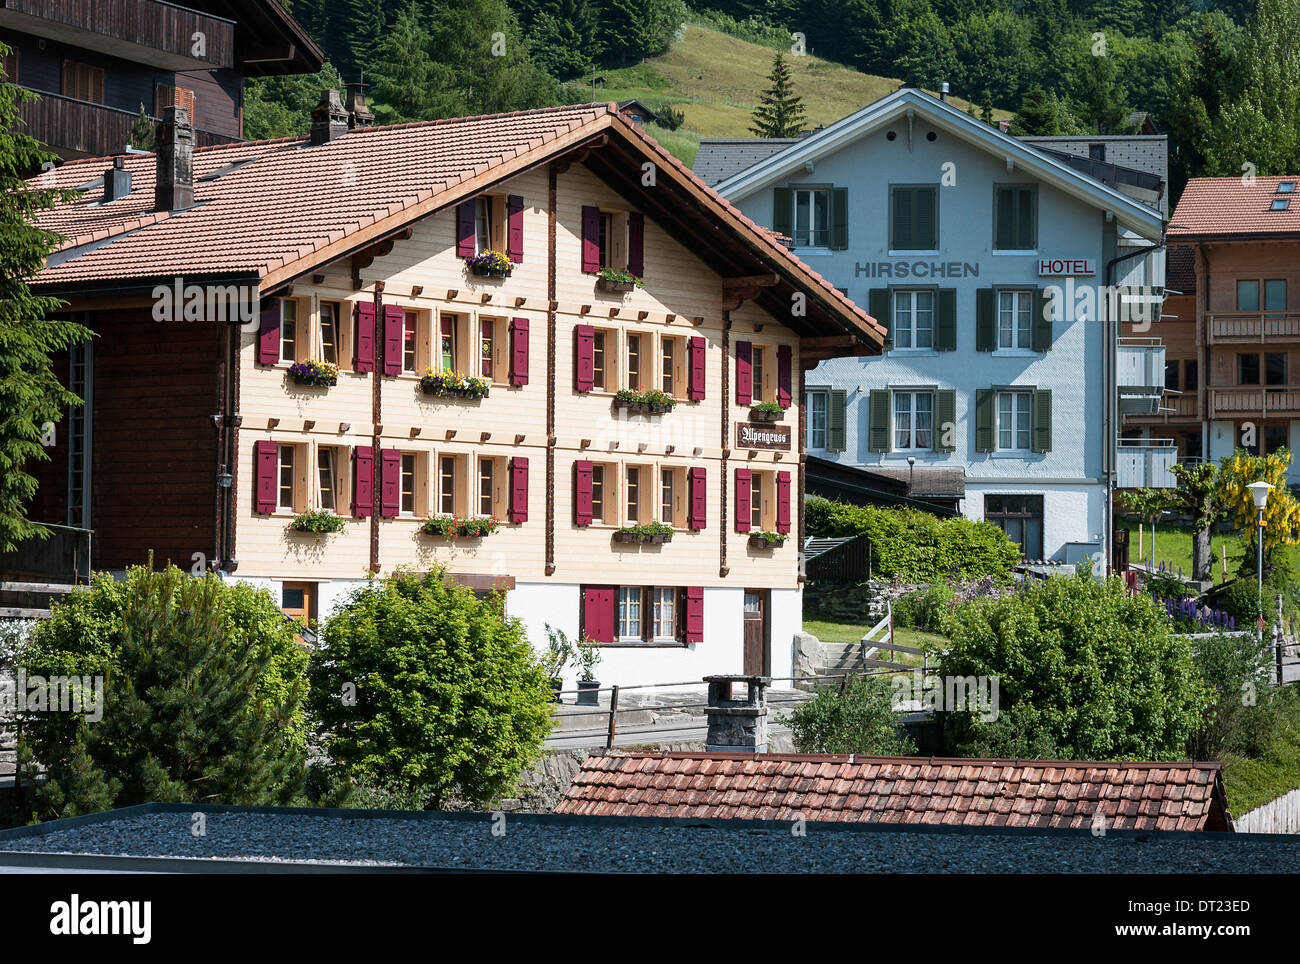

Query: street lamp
[{"left": 1247, "top": 480, "right": 1273, "bottom": 641}]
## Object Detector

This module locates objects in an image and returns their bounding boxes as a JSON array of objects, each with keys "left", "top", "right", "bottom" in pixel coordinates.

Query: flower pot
[
  {"left": 650, "top": 533, "right": 672, "bottom": 544},
  {"left": 576, "top": 680, "right": 601, "bottom": 706},
  {"left": 749, "top": 408, "right": 782, "bottom": 423},
  {"left": 597, "top": 278, "right": 635, "bottom": 293},
  {"left": 470, "top": 264, "right": 511, "bottom": 278},
  {"left": 549, "top": 678, "right": 564, "bottom": 704},
  {"left": 614, "top": 398, "right": 674, "bottom": 415},
  {"left": 749, "top": 534, "right": 785, "bottom": 549},
  {"left": 290, "top": 375, "right": 337, "bottom": 388}
]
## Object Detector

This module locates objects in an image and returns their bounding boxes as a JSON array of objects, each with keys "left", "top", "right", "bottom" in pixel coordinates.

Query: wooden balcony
[
  {"left": 1208, "top": 385, "right": 1300, "bottom": 418},
  {"left": 0, "top": 0, "right": 234, "bottom": 71},
  {"left": 18, "top": 89, "right": 240, "bottom": 158},
  {"left": 1207, "top": 311, "right": 1300, "bottom": 344}
]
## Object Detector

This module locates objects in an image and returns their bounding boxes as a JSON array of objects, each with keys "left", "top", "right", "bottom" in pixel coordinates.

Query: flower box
[
  {"left": 749, "top": 406, "right": 784, "bottom": 423},
  {"left": 287, "top": 360, "right": 338, "bottom": 387},
  {"left": 616, "top": 399, "right": 674, "bottom": 415},
  {"left": 470, "top": 264, "right": 512, "bottom": 279},
  {"left": 419, "top": 516, "right": 500, "bottom": 539},
  {"left": 596, "top": 268, "right": 643, "bottom": 292},
  {"left": 614, "top": 389, "right": 676, "bottom": 415},
  {"left": 597, "top": 278, "right": 636, "bottom": 293},
  {"left": 749, "top": 532, "right": 788, "bottom": 549},
  {"left": 466, "top": 250, "right": 514, "bottom": 278},
  {"left": 614, "top": 525, "right": 673, "bottom": 545},
  {"left": 420, "top": 371, "right": 490, "bottom": 399}
]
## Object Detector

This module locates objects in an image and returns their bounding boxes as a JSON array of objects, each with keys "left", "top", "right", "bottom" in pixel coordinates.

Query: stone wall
[{"left": 803, "top": 579, "right": 923, "bottom": 624}]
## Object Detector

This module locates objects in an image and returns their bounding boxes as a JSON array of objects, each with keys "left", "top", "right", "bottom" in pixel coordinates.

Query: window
[
  {"left": 661, "top": 337, "right": 676, "bottom": 396},
  {"left": 317, "top": 448, "right": 338, "bottom": 512},
  {"left": 280, "top": 582, "right": 315, "bottom": 627},
  {"left": 591, "top": 464, "right": 607, "bottom": 523},
  {"left": 626, "top": 465, "right": 641, "bottom": 522},
  {"left": 279, "top": 300, "right": 298, "bottom": 364},
  {"left": 893, "top": 290, "right": 935, "bottom": 350},
  {"left": 1272, "top": 198, "right": 1291, "bottom": 211},
  {"left": 1237, "top": 280, "right": 1260, "bottom": 312},
  {"left": 593, "top": 329, "right": 608, "bottom": 391},
  {"left": 985, "top": 494, "right": 1044, "bottom": 560},
  {"left": 1165, "top": 360, "right": 1180, "bottom": 392},
  {"left": 806, "top": 390, "right": 828, "bottom": 449},
  {"left": 890, "top": 185, "right": 937, "bottom": 250},
  {"left": 652, "top": 587, "right": 677, "bottom": 640},
  {"left": 793, "top": 187, "right": 831, "bottom": 248},
  {"left": 1266, "top": 280, "right": 1288, "bottom": 315},
  {"left": 751, "top": 344, "right": 767, "bottom": 400},
  {"left": 894, "top": 391, "right": 933, "bottom": 450},
  {"left": 439, "top": 455, "right": 457, "bottom": 515},
  {"left": 1267, "top": 352, "right": 1287, "bottom": 386},
  {"left": 401, "top": 311, "right": 418, "bottom": 374},
  {"left": 1088, "top": 143, "right": 1105, "bottom": 162},
  {"left": 440, "top": 315, "right": 457, "bottom": 372},
  {"left": 478, "top": 459, "right": 494, "bottom": 516},
  {"left": 1184, "top": 359, "right": 1199, "bottom": 392},
  {"left": 660, "top": 469, "right": 673, "bottom": 525},
  {"left": 618, "top": 587, "right": 643, "bottom": 640},
  {"left": 1239, "top": 353, "right": 1260, "bottom": 385},
  {"left": 1279, "top": 182, "right": 1297, "bottom": 194},
  {"left": 598, "top": 212, "right": 615, "bottom": 269},
  {"left": 994, "top": 185, "right": 1036, "bottom": 250},
  {"left": 277, "top": 444, "right": 296, "bottom": 512},
  {"left": 750, "top": 472, "right": 763, "bottom": 530},
  {"left": 1266, "top": 424, "right": 1290, "bottom": 454},
  {"left": 63, "top": 60, "right": 104, "bottom": 104},
  {"left": 997, "top": 391, "right": 1033, "bottom": 451},
  {"left": 474, "top": 197, "right": 494, "bottom": 254},
  {"left": 627, "top": 333, "right": 643, "bottom": 391},
  {"left": 400, "top": 454, "right": 417, "bottom": 515},
  {"left": 997, "top": 290, "right": 1032, "bottom": 349},
  {"left": 320, "top": 302, "right": 340, "bottom": 366}
]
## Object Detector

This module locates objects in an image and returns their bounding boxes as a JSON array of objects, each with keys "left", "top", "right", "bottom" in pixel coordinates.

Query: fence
[{"left": 1234, "top": 788, "right": 1300, "bottom": 834}]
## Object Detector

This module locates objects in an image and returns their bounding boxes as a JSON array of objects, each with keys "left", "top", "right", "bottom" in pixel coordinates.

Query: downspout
[{"left": 217, "top": 315, "right": 241, "bottom": 573}]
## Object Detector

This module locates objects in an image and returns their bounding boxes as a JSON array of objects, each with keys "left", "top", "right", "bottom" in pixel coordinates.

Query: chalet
[{"left": 21, "top": 98, "right": 885, "bottom": 686}]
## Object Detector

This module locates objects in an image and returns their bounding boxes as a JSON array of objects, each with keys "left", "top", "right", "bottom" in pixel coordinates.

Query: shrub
[
  {"left": 892, "top": 584, "right": 955, "bottom": 632},
  {"left": 781, "top": 675, "right": 916, "bottom": 755},
  {"left": 654, "top": 103, "right": 686, "bottom": 130}
]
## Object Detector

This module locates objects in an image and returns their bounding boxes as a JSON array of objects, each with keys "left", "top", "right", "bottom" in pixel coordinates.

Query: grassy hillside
[{"left": 575, "top": 23, "right": 1011, "bottom": 166}]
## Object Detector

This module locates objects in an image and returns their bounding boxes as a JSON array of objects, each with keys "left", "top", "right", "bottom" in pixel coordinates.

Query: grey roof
[
  {"left": 1019, "top": 135, "right": 1168, "bottom": 215},
  {"left": 802, "top": 535, "right": 857, "bottom": 560},
  {"left": 693, "top": 137, "right": 798, "bottom": 186},
  {"left": 868, "top": 466, "right": 967, "bottom": 499}
]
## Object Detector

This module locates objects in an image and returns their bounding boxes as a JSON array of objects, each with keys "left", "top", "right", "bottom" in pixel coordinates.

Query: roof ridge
[{"left": 596, "top": 749, "right": 1220, "bottom": 769}]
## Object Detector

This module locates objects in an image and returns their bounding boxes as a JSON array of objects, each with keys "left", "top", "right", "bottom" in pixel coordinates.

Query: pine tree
[
  {"left": 126, "top": 103, "right": 154, "bottom": 151},
  {"left": 749, "top": 51, "right": 806, "bottom": 138},
  {"left": 980, "top": 92, "right": 994, "bottom": 126}
]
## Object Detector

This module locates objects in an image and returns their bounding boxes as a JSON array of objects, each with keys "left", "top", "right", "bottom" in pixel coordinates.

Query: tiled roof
[
  {"left": 1170, "top": 175, "right": 1300, "bottom": 238},
  {"left": 1166, "top": 244, "right": 1196, "bottom": 295},
  {"left": 693, "top": 137, "right": 799, "bottom": 186},
  {"left": 556, "top": 751, "right": 1232, "bottom": 832}
]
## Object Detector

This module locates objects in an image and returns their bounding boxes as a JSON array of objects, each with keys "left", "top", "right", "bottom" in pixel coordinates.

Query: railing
[
  {"left": 0, "top": 524, "right": 91, "bottom": 584},
  {"left": 1116, "top": 438, "right": 1177, "bottom": 488},
  {"left": 1208, "top": 385, "right": 1300, "bottom": 418},
  {"left": 1207, "top": 312, "right": 1300, "bottom": 344},
  {"left": 1116, "top": 338, "right": 1165, "bottom": 390},
  {"left": 16, "top": 89, "right": 241, "bottom": 157}
]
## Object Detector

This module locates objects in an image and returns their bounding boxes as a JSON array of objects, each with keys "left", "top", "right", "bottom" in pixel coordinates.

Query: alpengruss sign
[{"left": 736, "top": 422, "right": 792, "bottom": 451}]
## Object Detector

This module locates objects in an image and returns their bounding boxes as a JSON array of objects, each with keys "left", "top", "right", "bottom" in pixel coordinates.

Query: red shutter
[
  {"left": 507, "top": 194, "right": 524, "bottom": 263},
  {"left": 457, "top": 200, "right": 475, "bottom": 257},
  {"left": 574, "top": 459, "right": 593, "bottom": 525},
  {"left": 776, "top": 344, "right": 792, "bottom": 409},
  {"left": 354, "top": 301, "right": 375, "bottom": 373},
  {"left": 776, "top": 470, "right": 791, "bottom": 534},
  {"left": 688, "top": 466, "right": 706, "bottom": 530},
  {"left": 258, "top": 297, "right": 280, "bottom": 366},
  {"left": 575, "top": 324, "right": 595, "bottom": 392},
  {"left": 253, "top": 440, "right": 277, "bottom": 513},
  {"left": 688, "top": 335, "right": 706, "bottom": 401},
  {"left": 735, "top": 340, "right": 753, "bottom": 405},
  {"left": 379, "top": 448, "right": 401, "bottom": 518},
  {"left": 581, "top": 585, "right": 616, "bottom": 643},
  {"left": 683, "top": 586, "right": 704, "bottom": 644},
  {"left": 628, "top": 211, "right": 644, "bottom": 278},
  {"left": 508, "top": 457, "right": 529, "bottom": 523},
  {"left": 509, "top": 317, "right": 529, "bottom": 386},
  {"left": 352, "top": 446, "right": 373, "bottom": 518},
  {"left": 581, "top": 205, "right": 600, "bottom": 273},
  {"left": 734, "top": 468, "right": 751, "bottom": 533},
  {"left": 382, "top": 304, "right": 403, "bottom": 376}
]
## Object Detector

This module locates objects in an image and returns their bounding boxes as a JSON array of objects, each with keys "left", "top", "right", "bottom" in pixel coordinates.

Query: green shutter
[
  {"left": 831, "top": 187, "right": 848, "bottom": 250},
  {"left": 868, "top": 389, "right": 891, "bottom": 452},
  {"left": 994, "top": 186, "right": 1014, "bottom": 250},
  {"left": 1032, "top": 286, "right": 1053, "bottom": 351},
  {"left": 773, "top": 187, "right": 792, "bottom": 243},
  {"left": 975, "top": 288, "right": 995, "bottom": 352},
  {"left": 1033, "top": 389, "right": 1053, "bottom": 453},
  {"left": 935, "top": 288, "right": 956, "bottom": 351},
  {"left": 828, "top": 389, "right": 847, "bottom": 452},
  {"left": 933, "top": 390, "right": 956, "bottom": 452},
  {"left": 975, "top": 389, "right": 996, "bottom": 453},
  {"left": 915, "top": 187, "right": 937, "bottom": 249},
  {"left": 891, "top": 187, "right": 911, "bottom": 250},
  {"left": 868, "top": 288, "right": 892, "bottom": 347}
]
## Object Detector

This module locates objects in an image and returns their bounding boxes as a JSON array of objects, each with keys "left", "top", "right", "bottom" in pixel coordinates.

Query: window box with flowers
[
  {"left": 288, "top": 508, "right": 347, "bottom": 544},
  {"left": 748, "top": 531, "right": 788, "bottom": 550},
  {"left": 613, "top": 521, "right": 673, "bottom": 544},
  {"left": 419, "top": 515, "right": 500, "bottom": 539},
  {"left": 287, "top": 359, "right": 338, "bottom": 387},
  {"left": 749, "top": 400, "right": 784, "bottom": 423},
  {"left": 420, "top": 370, "right": 491, "bottom": 399},
  {"left": 614, "top": 387, "right": 676, "bottom": 415},
  {"left": 596, "top": 267, "right": 644, "bottom": 293},
  {"left": 466, "top": 250, "right": 514, "bottom": 279}
]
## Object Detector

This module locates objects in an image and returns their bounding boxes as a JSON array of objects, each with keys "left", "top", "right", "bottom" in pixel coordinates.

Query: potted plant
[
  {"left": 288, "top": 507, "right": 347, "bottom": 545},
  {"left": 466, "top": 249, "right": 514, "bottom": 278},
  {"left": 574, "top": 636, "right": 603, "bottom": 706},
  {"left": 419, "top": 369, "right": 490, "bottom": 399},
  {"left": 614, "top": 387, "right": 676, "bottom": 415},
  {"left": 287, "top": 359, "right": 338, "bottom": 387},
  {"left": 419, "top": 515, "right": 500, "bottom": 539},
  {"left": 596, "top": 267, "right": 644, "bottom": 292},
  {"left": 749, "top": 400, "right": 784, "bottom": 423},
  {"left": 748, "top": 530, "right": 788, "bottom": 549},
  {"left": 614, "top": 520, "right": 674, "bottom": 544},
  {"left": 541, "top": 624, "right": 574, "bottom": 703}
]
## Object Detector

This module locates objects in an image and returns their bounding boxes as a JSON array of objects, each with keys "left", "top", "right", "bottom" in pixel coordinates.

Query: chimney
[
  {"left": 103, "top": 155, "right": 131, "bottom": 203},
  {"left": 703, "top": 675, "right": 769, "bottom": 753},
  {"left": 154, "top": 105, "right": 193, "bottom": 212},
  {"left": 939, "top": 82, "right": 950, "bottom": 102},
  {"left": 310, "top": 89, "right": 349, "bottom": 145},
  {"left": 345, "top": 82, "right": 374, "bottom": 129}
]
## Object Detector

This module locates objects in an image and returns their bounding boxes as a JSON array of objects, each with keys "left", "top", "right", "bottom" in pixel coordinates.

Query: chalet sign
[{"left": 736, "top": 422, "right": 792, "bottom": 451}]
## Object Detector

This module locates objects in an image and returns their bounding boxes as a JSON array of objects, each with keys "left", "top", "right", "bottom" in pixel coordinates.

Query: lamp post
[{"left": 1247, "top": 480, "right": 1273, "bottom": 641}]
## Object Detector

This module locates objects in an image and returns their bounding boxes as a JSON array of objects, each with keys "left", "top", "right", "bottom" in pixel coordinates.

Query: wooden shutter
[
  {"left": 734, "top": 468, "right": 751, "bottom": 533},
  {"left": 867, "top": 389, "right": 890, "bottom": 452},
  {"left": 975, "top": 390, "right": 995, "bottom": 453},
  {"left": 628, "top": 211, "right": 645, "bottom": 278},
  {"left": 830, "top": 187, "right": 848, "bottom": 250},
  {"left": 772, "top": 187, "right": 792, "bottom": 243},
  {"left": 64, "top": 61, "right": 104, "bottom": 104},
  {"left": 509, "top": 317, "right": 529, "bottom": 386},
  {"left": 915, "top": 187, "right": 936, "bottom": 248},
  {"left": 868, "top": 288, "right": 892, "bottom": 347},
  {"left": 936, "top": 288, "right": 957, "bottom": 351},
  {"left": 574, "top": 324, "right": 595, "bottom": 392},
  {"left": 975, "top": 288, "right": 995, "bottom": 352},
  {"left": 506, "top": 194, "right": 524, "bottom": 262},
  {"left": 683, "top": 587, "right": 704, "bottom": 644},
  {"left": 735, "top": 340, "right": 753, "bottom": 405},
  {"left": 456, "top": 201, "right": 475, "bottom": 257},
  {"left": 1032, "top": 389, "right": 1053, "bottom": 453},
  {"left": 573, "top": 459, "right": 594, "bottom": 525},
  {"left": 995, "top": 186, "right": 1014, "bottom": 250},
  {"left": 688, "top": 467, "right": 706, "bottom": 530},
  {"left": 1032, "top": 286, "right": 1053, "bottom": 351},
  {"left": 382, "top": 304, "right": 403, "bottom": 375},
  {"left": 581, "top": 205, "right": 600, "bottom": 273},
  {"left": 581, "top": 585, "right": 616, "bottom": 644},
  {"left": 776, "top": 471, "right": 791, "bottom": 534},
  {"left": 253, "top": 440, "right": 277, "bottom": 514},
  {"left": 508, "top": 457, "right": 528, "bottom": 522},
  {"left": 379, "top": 448, "right": 401, "bottom": 518},
  {"left": 354, "top": 301, "right": 375, "bottom": 372},
  {"left": 892, "top": 186, "right": 912, "bottom": 250},
  {"left": 776, "top": 344, "right": 792, "bottom": 408},
  {"left": 688, "top": 336, "right": 706, "bottom": 401},
  {"left": 934, "top": 390, "right": 957, "bottom": 453},
  {"left": 258, "top": 297, "right": 281, "bottom": 365},
  {"left": 828, "top": 388, "right": 847, "bottom": 452},
  {"left": 352, "top": 446, "right": 374, "bottom": 517},
  {"left": 156, "top": 83, "right": 195, "bottom": 122}
]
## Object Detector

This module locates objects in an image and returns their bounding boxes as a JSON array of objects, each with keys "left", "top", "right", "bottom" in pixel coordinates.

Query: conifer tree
[{"left": 749, "top": 51, "right": 806, "bottom": 138}]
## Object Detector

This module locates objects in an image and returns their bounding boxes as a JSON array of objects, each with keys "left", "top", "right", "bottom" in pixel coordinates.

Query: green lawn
[
  {"left": 1117, "top": 518, "right": 1300, "bottom": 582},
  {"left": 802, "top": 619, "right": 948, "bottom": 667}
]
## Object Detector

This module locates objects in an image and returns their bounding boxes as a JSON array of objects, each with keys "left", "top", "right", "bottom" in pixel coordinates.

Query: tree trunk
[{"left": 1192, "top": 525, "right": 1212, "bottom": 582}]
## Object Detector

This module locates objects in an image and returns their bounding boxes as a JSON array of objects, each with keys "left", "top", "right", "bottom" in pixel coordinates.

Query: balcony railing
[
  {"left": 1207, "top": 312, "right": 1300, "bottom": 344},
  {"left": 1116, "top": 438, "right": 1177, "bottom": 489},
  {"left": 1117, "top": 338, "right": 1165, "bottom": 416},
  {"left": 1208, "top": 385, "right": 1300, "bottom": 418},
  {"left": 17, "top": 89, "right": 241, "bottom": 158}
]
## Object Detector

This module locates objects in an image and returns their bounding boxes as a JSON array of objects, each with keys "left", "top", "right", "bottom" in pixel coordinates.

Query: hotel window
[
  {"left": 659, "top": 466, "right": 686, "bottom": 528},
  {"left": 751, "top": 344, "right": 767, "bottom": 401},
  {"left": 792, "top": 187, "right": 831, "bottom": 248},
  {"left": 617, "top": 587, "right": 643, "bottom": 640},
  {"left": 1267, "top": 353, "right": 1288, "bottom": 386},
  {"left": 997, "top": 391, "right": 1033, "bottom": 451},
  {"left": 400, "top": 454, "right": 417, "bottom": 515},
  {"left": 994, "top": 185, "right": 1036, "bottom": 250},
  {"left": 661, "top": 336, "right": 676, "bottom": 396},
  {"left": 750, "top": 472, "right": 764, "bottom": 530},
  {"left": 652, "top": 587, "right": 677, "bottom": 640},
  {"left": 320, "top": 302, "right": 340, "bottom": 366},
  {"left": 317, "top": 447, "right": 340, "bottom": 512},
  {"left": 890, "top": 185, "right": 938, "bottom": 251},
  {"left": 592, "top": 329, "right": 610, "bottom": 391},
  {"left": 660, "top": 469, "right": 673, "bottom": 525},
  {"left": 478, "top": 457, "right": 508, "bottom": 518},
  {"left": 591, "top": 463, "right": 608, "bottom": 524},
  {"left": 438, "top": 455, "right": 459, "bottom": 515},
  {"left": 279, "top": 300, "right": 298, "bottom": 363},
  {"left": 997, "top": 290, "right": 1033, "bottom": 349},
  {"left": 893, "top": 290, "right": 934, "bottom": 349},
  {"left": 402, "top": 311, "right": 419, "bottom": 374},
  {"left": 627, "top": 333, "right": 643, "bottom": 391},
  {"left": 985, "top": 494, "right": 1044, "bottom": 560},
  {"left": 806, "top": 389, "right": 828, "bottom": 449},
  {"left": 626, "top": 465, "right": 642, "bottom": 523},
  {"left": 894, "top": 391, "right": 933, "bottom": 450},
  {"left": 277, "top": 444, "right": 296, "bottom": 512}
]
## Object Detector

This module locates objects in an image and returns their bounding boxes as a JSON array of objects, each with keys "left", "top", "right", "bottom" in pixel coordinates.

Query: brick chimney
[
  {"left": 310, "top": 89, "right": 349, "bottom": 145},
  {"left": 703, "top": 675, "right": 770, "bottom": 753},
  {"left": 345, "top": 82, "right": 374, "bottom": 129},
  {"left": 154, "top": 105, "right": 193, "bottom": 212},
  {"left": 103, "top": 155, "right": 131, "bottom": 203}
]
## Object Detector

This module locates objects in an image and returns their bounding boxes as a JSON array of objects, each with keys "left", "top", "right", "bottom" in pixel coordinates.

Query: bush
[
  {"left": 654, "top": 103, "right": 686, "bottom": 130},
  {"left": 892, "top": 584, "right": 956, "bottom": 632},
  {"left": 307, "top": 569, "right": 552, "bottom": 809},
  {"left": 781, "top": 675, "right": 916, "bottom": 755}
]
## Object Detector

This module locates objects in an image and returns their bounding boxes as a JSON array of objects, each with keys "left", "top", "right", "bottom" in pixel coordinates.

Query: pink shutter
[
  {"left": 776, "top": 344, "right": 792, "bottom": 409},
  {"left": 688, "top": 466, "right": 706, "bottom": 530},
  {"left": 507, "top": 194, "right": 524, "bottom": 263},
  {"left": 581, "top": 205, "right": 600, "bottom": 273},
  {"left": 354, "top": 302, "right": 375, "bottom": 373},
  {"left": 575, "top": 324, "right": 595, "bottom": 392},
  {"left": 581, "top": 585, "right": 616, "bottom": 644},
  {"left": 735, "top": 340, "right": 753, "bottom": 405},
  {"left": 776, "top": 470, "right": 791, "bottom": 534},
  {"left": 382, "top": 304, "right": 403, "bottom": 376},
  {"left": 253, "top": 440, "right": 277, "bottom": 514},
  {"left": 510, "top": 317, "right": 529, "bottom": 386},
  {"left": 574, "top": 459, "right": 593, "bottom": 525},
  {"left": 379, "top": 448, "right": 401, "bottom": 518},
  {"left": 352, "top": 446, "right": 373, "bottom": 518},
  {"left": 628, "top": 211, "right": 644, "bottom": 278},
  {"left": 683, "top": 587, "right": 704, "bottom": 644},
  {"left": 456, "top": 200, "right": 475, "bottom": 257},
  {"left": 258, "top": 297, "right": 280, "bottom": 365},
  {"left": 508, "top": 457, "right": 528, "bottom": 523},
  {"left": 734, "top": 468, "right": 751, "bottom": 533},
  {"left": 688, "top": 335, "right": 706, "bottom": 401}
]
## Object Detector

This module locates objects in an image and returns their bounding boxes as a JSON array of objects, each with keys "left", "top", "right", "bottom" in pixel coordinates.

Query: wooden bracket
[
  {"left": 722, "top": 272, "right": 779, "bottom": 311},
  {"left": 446, "top": 429, "right": 457, "bottom": 440},
  {"left": 481, "top": 293, "right": 492, "bottom": 304},
  {"left": 515, "top": 434, "right": 526, "bottom": 444},
  {"left": 267, "top": 417, "right": 280, "bottom": 429},
  {"left": 411, "top": 285, "right": 424, "bottom": 298},
  {"left": 303, "top": 420, "right": 315, "bottom": 431},
  {"left": 665, "top": 313, "right": 675, "bottom": 324},
  {"left": 311, "top": 273, "right": 325, "bottom": 284},
  {"left": 580, "top": 439, "right": 591, "bottom": 450},
  {"left": 480, "top": 432, "right": 491, "bottom": 442},
  {"left": 410, "top": 426, "right": 422, "bottom": 437},
  {"left": 514, "top": 296, "right": 527, "bottom": 307},
  {"left": 637, "top": 310, "right": 649, "bottom": 320},
  {"left": 446, "top": 289, "right": 459, "bottom": 300}
]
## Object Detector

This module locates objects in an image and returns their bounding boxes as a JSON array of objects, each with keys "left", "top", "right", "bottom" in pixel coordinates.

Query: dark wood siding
[
  {"left": 25, "top": 350, "right": 69, "bottom": 526},
  {"left": 177, "top": 67, "right": 240, "bottom": 138}
]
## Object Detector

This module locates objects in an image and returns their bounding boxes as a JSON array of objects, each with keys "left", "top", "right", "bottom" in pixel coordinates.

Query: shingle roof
[
  {"left": 693, "top": 137, "right": 798, "bottom": 186},
  {"left": 555, "top": 751, "right": 1233, "bottom": 832},
  {"left": 868, "top": 466, "right": 966, "bottom": 499},
  {"left": 1170, "top": 175, "right": 1300, "bottom": 239},
  {"left": 1166, "top": 244, "right": 1195, "bottom": 295}
]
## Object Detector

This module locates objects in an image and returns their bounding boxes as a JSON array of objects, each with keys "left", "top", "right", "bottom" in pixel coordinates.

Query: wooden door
[{"left": 743, "top": 590, "right": 767, "bottom": 675}]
